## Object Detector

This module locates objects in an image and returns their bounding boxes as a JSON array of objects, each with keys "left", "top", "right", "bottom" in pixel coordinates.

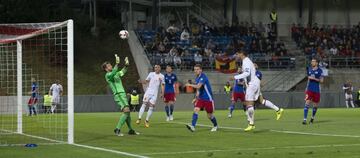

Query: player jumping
[
  {"left": 303, "top": 58, "right": 324, "bottom": 125},
  {"left": 254, "top": 63, "right": 284, "bottom": 120},
  {"left": 102, "top": 55, "right": 139, "bottom": 136},
  {"left": 137, "top": 64, "right": 164, "bottom": 128},
  {"left": 185, "top": 64, "right": 218, "bottom": 132},
  {"left": 230, "top": 51, "right": 260, "bottom": 132},
  {"left": 162, "top": 65, "right": 178, "bottom": 121}
]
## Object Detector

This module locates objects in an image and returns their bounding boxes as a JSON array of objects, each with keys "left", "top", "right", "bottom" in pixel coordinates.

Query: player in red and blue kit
[
  {"left": 303, "top": 58, "right": 324, "bottom": 125},
  {"left": 162, "top": 65, "right": 178, "bottom": 121},
  {"left": 28, "top": 78, "right": 38, "bottom": 116},
  {"left": 228, "top": 67, "right": 246, "bottom": 118},
  {"left": 185, "top": 64, "right": 218, "bottom": 132}
]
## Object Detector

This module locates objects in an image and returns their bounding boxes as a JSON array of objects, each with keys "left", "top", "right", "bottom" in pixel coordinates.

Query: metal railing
[{"left": 304, "top": 57, "right": 360, "bottom": 69}]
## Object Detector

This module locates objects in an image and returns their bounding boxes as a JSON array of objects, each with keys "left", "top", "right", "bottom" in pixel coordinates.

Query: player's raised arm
[
  {"left": 117, "top": 57, "right": 130, "bottom": 77},
  {"left": 233, "top": 68, "right": 250, "bottom": 80}
]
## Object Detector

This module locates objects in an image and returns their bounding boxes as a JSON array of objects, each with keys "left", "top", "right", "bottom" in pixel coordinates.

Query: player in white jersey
[
  {"left": 49, "top": 80, "right": 63, "bottom": 114},
  {"left": 136, "top": 65, "right": 165, "bottom": 128},
  {"left": 230, "top": 51, "right": 260, "bottom": 132}
]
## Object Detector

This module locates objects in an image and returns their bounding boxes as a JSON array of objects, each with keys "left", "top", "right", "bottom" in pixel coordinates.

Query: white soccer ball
[{"left": 119, "top": 30, "right": 129, "bottom": 39}]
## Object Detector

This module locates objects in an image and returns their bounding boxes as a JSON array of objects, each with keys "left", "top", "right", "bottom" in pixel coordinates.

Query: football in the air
[{"left": 119, "top": 30, "right": 129, "bottom": 39}]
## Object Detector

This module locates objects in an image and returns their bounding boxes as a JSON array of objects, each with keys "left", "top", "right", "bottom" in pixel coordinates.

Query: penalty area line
[
  {"left": 72, "top": 143, "right": 149, "bottom": 158},
  {"left": 143, "top": 143, "right": 360, "bottom": 155},
  {"left": 172, "top": 121, "right": 360, "bottom": 138}
]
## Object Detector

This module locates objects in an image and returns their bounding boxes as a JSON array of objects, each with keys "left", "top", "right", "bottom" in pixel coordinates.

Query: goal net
[{"left": 0, "top": 20, "right": 74, "bottom": 146}]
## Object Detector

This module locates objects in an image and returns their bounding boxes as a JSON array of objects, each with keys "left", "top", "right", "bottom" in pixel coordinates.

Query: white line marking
[
  {"left": 0, "top": 129, "right": 148, "bottom": 158},
  {"left": 143, "top": 143, "right": 360, "bottom": 155},
  {"left": 173, "top": 121, "right": 360, "bottom": 138},
  {"left": 72, "top": 143, "right": 149, "bottom": 158}
]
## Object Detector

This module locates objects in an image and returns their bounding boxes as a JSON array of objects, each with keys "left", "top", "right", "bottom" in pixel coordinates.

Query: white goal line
[{"left": 0, "top": 129, "right": 148, "bottom": 158}]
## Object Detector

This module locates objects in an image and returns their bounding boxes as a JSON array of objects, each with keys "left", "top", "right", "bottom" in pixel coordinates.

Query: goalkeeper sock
[
  {"left": 138, "top": 103, "right": 146, "bottom": 119},
  {"left": 146, "top": 106, "right": 154, "bottom": 121},
  {"left": 116, "top": 113, "right": 128, "bottom": 129},
  {"left": 262, "top": 99, "right": 280, "bottom": 111},
  {"left": 125, "top": 112, "right": 133, "bottom": 130},
  {"left": 165, "top": 105, "right": 170, "bottom": 117}
]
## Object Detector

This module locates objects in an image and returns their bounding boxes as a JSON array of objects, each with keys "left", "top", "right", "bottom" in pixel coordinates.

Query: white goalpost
[{"left": 0, "top": 20, "right": 74, "bottom": 145}]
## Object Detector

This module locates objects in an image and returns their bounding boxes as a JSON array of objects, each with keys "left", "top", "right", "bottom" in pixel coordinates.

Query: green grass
[{"left": 1, "top": 108, "right": 360, "bottom": 158}]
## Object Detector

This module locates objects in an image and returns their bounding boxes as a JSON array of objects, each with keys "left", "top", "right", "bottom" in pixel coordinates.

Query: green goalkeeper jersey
[{"left": 105, "top": 65, "right": 128, "bottom": 95}]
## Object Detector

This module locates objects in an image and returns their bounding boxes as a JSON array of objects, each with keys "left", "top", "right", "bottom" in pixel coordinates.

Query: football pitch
[{"left": 1, "top": 108, "right": 360, "bottom": 158}]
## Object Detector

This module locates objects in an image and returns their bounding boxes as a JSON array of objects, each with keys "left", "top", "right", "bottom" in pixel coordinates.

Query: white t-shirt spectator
[
  {"left": 174, "top": 55, "right": 182, "bottom": 65},
  {"left": 180, "top": 30, "right": 190, "bottom": 41},
  {"left": 169, "top": 47, "right": 177, "bottom": 57},
  {"left": 330, "top": 47, "right": 338, "bottom": 56},
  {"left": 194, "top": 52, "right": 202, "bottom": 63}
]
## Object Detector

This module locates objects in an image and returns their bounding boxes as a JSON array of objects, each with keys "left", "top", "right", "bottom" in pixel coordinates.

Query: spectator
[
  {"left": 194, "top": 51, "right": 203, "bottom": 64},
  {"left": 173, "top": 53, "right": 182, "bottom": 70},
  {"left": 129, "top": 89, "right": 140, "bottom": 112},
  {"left": 329, "top": 45, "right": 338, "bottom": 56},
  {"left": 269, "top": 9, "right": 278, "bottom": 36},
  {"left": 180, "top": 29, "right": 190, "bottom": 41},
  {"left": 224, "top": 81, "right": 232, "bottom": 94}
]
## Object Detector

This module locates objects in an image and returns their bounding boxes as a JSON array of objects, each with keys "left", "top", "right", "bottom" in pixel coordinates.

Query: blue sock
[
  {"left": 312, "top": 107, "right": 318, "bottom": 119},
  {"left": 229, "top": 104, "right": 235, "bottom": 115},
  {"left": 170, "top": 104, "right": 174, "bottom": 115},
  {"left": 304, "top": 104, "right": 310, "bottom": 120},
  {"left": 191, "top": 112, "right": 198, "bottom": 127},
  {"left": 210, "top": 116, "right": 218, "bottom": 127},
  {"left": 165, "top": 106, "right": 170, "bottom": 117}
]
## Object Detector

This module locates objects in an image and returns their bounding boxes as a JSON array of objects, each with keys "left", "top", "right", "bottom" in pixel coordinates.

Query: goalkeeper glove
[
  {"left": 115, "top": 54, "right": 120, "bottom": 64},
  {"left": 124, "top": 57, "right": 129, "bottom": 66}
]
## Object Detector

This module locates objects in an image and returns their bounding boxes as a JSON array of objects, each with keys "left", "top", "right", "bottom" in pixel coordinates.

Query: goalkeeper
[{"left": 102, "top": 54, "right": 139, "bottom": 136}]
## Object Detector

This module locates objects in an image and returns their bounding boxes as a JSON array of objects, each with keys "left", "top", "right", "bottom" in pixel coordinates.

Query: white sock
[
  {"left": 350, "top": 101, "right": 355, "bottom": 108},
  {"left": 346, "top": 101, "right": 349, "bottom": 108},
  {"left": 247, "top": 106, "right": 255, "bottom": 125},
  {"left": 51, "top": 105, "right": 56, "bottom": 113},
  {"left": 146, "top": 106, "right": 154, "bottom": 121},
  {"left": 138, "top": 103, "right": 146, "bottom": 119},
  {"left": 245, "top": 110, "right": 250, "bottom": 122},
  {"left": 263, "top": 100, "right": 280, "bottom": 111}
]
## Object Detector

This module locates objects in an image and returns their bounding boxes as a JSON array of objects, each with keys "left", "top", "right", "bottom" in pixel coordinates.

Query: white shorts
[
  {"left": 245, "top": 83, "right": 260, "bottom": 101},
  {"left": 143, "top": 93, "right": 157, "bottom": 105},
  {"left": 52, "top": 96, "right": 60, "bottom": 104},
  {"left": 345, "top": 93, "right": 353, "bottom": 100}
]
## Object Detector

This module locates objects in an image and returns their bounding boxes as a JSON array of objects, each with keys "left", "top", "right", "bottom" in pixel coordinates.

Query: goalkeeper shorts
[{"left": 114, "top": 93, "right": 129, "bottom": 110}]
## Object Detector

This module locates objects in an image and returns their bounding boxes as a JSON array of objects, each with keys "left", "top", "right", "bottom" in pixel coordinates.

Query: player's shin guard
[
  {"left": 116, "top": 113, "right": 128, "bottom": 129},
  {"left": 262, "top": 100, "right": 280, "bottom": 111},
  {"left": 311, "top": 107, "right": 318, "bottom": 119},
  {"left": 146, "top": 106, "right": 154, "bottom": 121},
  {"left": 247, "top": 106, "right": 255, "bottom": 125},
  {"left": 210, "top": 115, "right": 218, "bottom": 127},
  {"left": 138, "top": 103, "right": 146, "bottom": 119},
  {"left": 229, "top": 104, "right": 235, "bottom": 115},
  {"left": 170, "top": 104, "right": 174, "bottom": 115},
  {"left": 192, "top": 112, "right": 198, "bottom": 127},
  {"left": 165, "top": 105, "right": 170, "bottom": 117},
  {"left": 303, "top": 104, "right": 310, "bottom": 120}
]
